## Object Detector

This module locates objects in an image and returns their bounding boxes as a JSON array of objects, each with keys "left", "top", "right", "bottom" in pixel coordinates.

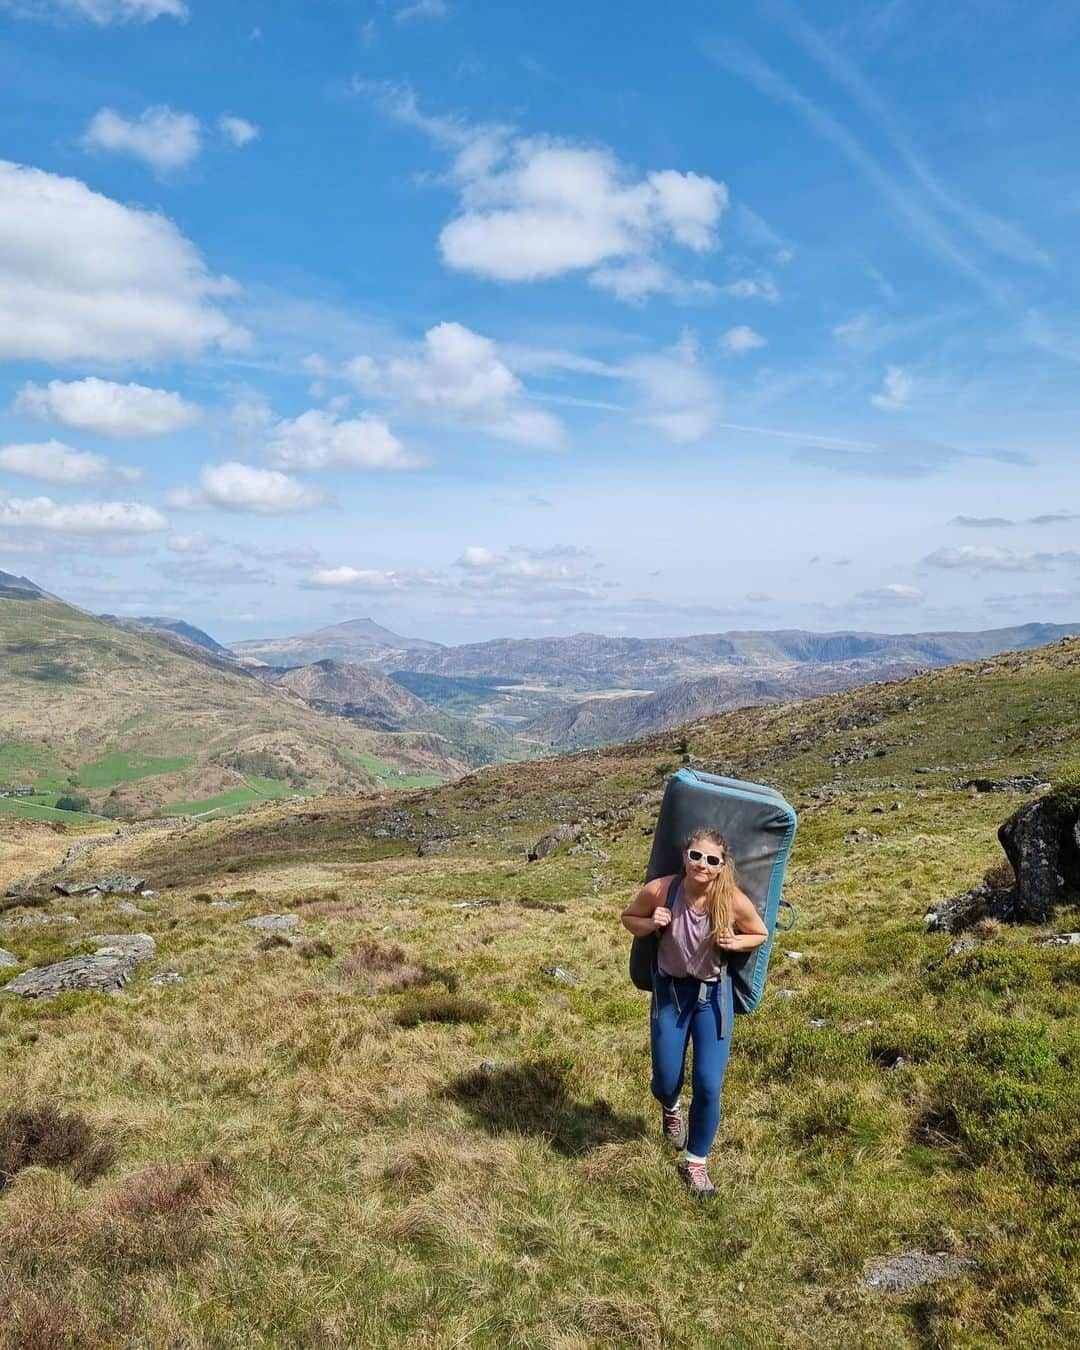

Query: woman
[{"left": 620, "top": 828, "right": 768, "bottom": 1196}]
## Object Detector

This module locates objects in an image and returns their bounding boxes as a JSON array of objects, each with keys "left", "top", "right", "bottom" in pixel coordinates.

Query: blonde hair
[{"left": 685, "top": 828, "right": 737, "bottom": 945}]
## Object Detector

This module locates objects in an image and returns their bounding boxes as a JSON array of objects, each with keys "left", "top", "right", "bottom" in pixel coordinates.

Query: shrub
[
  {"left": 923, "top": 1065, "right": 1054, "bottom": 1161},
  {"left": 0, "top": 1104, "right": 117, "bottom": 1189},
  {"left": 55, "top": 795, "right": 90, "bottom": 814},
  {"left": 869, "top": 1016, "right": 949, "bottom": 1068},
  {"left": 926, "top": 947, "right": 1039, "bottom": 995},
  {"left": 963, "top": 1021, "right": 1057, "bottom": 1081},
  {"left": 393, "top": 993, "right": 488, "bottom": 1027},
  {"left": 337, "top": 941, "right": 457, "bottom": 995},
  {"left": 296, "top": 940, "right": 334, "bottom": 960},
  {"left": 1047, "top": 762, "right": 1080, "bottom": 819}
]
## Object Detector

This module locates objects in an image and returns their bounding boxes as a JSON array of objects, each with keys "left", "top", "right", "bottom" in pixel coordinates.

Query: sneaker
[
  {"left": 661, "top": 1103, "right": 687, "bottom": 1150},
  {"left": 680, "top": 1159, "right": 716, "bottom": 1197}
]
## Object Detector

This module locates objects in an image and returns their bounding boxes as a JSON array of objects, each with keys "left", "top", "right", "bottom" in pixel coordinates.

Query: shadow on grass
[{"left": 442, "top": 1058, "right": 646, "bottom": 1156}]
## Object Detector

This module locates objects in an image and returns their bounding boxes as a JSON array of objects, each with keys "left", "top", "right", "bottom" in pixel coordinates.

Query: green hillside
[
  {"left": 0, "top": 594, "right": 467, "bottom": 819},
  {"left": 0, "top": 636, "right": 1076, "bottom": 1346}
]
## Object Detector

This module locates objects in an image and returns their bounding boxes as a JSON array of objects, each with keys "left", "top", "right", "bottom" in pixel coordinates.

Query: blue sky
[{"left": 0, "top": 0, "right": 1077, "bottom": 645}]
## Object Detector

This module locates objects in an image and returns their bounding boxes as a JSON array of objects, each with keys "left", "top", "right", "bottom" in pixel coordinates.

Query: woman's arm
[
  {"left": 620, "top": 878, "right": 673, "bottom": 937},
  {"left": 714, "top": 889, "right": 769, "bottom": 953}
]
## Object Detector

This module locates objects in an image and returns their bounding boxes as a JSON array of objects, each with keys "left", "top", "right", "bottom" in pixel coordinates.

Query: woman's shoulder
[{"left": 643, "top": 874, "right": 680, "bottom": 899}]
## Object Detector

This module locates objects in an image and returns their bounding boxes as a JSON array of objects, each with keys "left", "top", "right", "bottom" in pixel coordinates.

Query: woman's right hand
[{"left": 652, "top": 906, "right": 673, "bottom": 930}]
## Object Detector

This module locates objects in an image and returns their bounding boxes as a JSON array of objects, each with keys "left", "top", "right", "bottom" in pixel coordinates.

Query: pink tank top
[{"left": 656, "top": 876, "right": 727, "bottom": 981}]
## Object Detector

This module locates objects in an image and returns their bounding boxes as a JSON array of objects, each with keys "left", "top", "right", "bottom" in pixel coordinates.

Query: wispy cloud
[
  {"left": 759, "top": 0, "right": 1051, "bottom": 270},
  {"left": 701, "top": 34, "right": 1005, "bottom": 299},
  {"left": 798, "top": 438, "right": 1032, "bottom": 478}
]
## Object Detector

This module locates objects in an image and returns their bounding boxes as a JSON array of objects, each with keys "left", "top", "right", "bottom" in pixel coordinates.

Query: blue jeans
[{"left": 650, "top": 973, "right": 734, "bottom": 1157}]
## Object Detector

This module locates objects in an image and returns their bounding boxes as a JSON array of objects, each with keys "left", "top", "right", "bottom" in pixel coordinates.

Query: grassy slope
[
  {"left": 0, "top": 639, "right": 1077, "bottom": 1346},
  {"left": 0, "top": 596, "right": 466, "bottom": 812}
]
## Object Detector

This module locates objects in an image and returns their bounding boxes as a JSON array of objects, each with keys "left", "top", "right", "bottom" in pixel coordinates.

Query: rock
[
  {"left": 862, "top": 1250, "right": 975, "bottom": 1293},
  {"left": 774, "top": 989, "right": 801, "bottom": 999},
  {"left": 870, "top": 803, "right": 886, "bottom": 814},
  {"left": 54, "top": 874, "right": 146, "bottom": 897},
  {"left": 889, "top": 1056, "right": 907, "bottom": 1072},
  {"left": 891, "top": 801, "right": 904, "bottom": 811},
  {"left": 87, "top": 933, "right": 156, "bottom": 961},
  {"left": 451, "top": 900, "right": 498, "bottom": 910},
  {"left": 529, "top": 824, "right": 581, "bottom": 861},
  {"left": 540, "top": 965, "right": 580, "bottom": 987},
  {"left": 947, "top": 937, "right": 977, "bottom": 958},
  {"left": 140, "top": 889, "right": 157, "bottom": 899},
  {"left": 0, "top": 912, "right": 77, "bottom": 930},
  {"left": 1035, "top": 932, "right": 1080, "bottom": 947},
  {"left": 959, "top": 775, "right": 1049, "bottom": 794},
  {"left": 149, "top": 970, "right": 184, "bottom": 986},
  {"left": 785, "top": 951, "right": 804, "bottom": 962},
  {"left": 209, "top": 900, "right": 240, "bottom": 910},
  {"left": 925, "top": 879, "right": 1009, "bottom": 933},
  {"left": 3, "top": 933, "right": 156, "bottom": 1000},
  {"left": 417, "top": 839, "right": 452, "bottom": 857},
  {"left": 244, "top": 914, "right": 300, "bottom": 931},
  {"left": 116, "top": 900, "right": 149, "bottom": 916},
  {"left": 424, "top": 807, "right": 439, "bottom": 818},
  {"left": 0, "top": 948, "right": 18, "bottom": 969},
  {"left": 999, "top": 797, "right": 1077, "bottom": 922},
  {"left": 808, "top": 1018, "right": 827, "bottom": 1028}
]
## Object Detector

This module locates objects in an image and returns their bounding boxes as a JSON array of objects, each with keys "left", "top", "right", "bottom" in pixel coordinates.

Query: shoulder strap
[{"left": 665, "top": 873, "right": 683, "bottom": 908}]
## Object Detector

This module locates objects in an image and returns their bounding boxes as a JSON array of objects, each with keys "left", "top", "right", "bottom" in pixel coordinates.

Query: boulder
[
  {"left": 998, "top": 798, "right": 1076, "bottom": 922},
  {"left": 529, "top": 824, "right": 580, "bottom": 860},
  {"left": 3, "top": 933, "right": 156, "bottom": 1000},
  {"left": 0, "top": 948, "right": 18, "bottom": 969},
  {"left": 244, "top": 914, "right": 299, "bottom": 932}
]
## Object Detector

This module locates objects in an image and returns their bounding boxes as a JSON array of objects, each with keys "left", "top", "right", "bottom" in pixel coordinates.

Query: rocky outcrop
[
  {"left": 2, "top": 933, "right": 156, "bottom": 1000},
  {"left": 927, "top": 791, "right": 1080, "bottom": 931},
  {"left": 998, "top": 797, "right": 1078, "bottom": 922},
  {"left": 529, "top": 824, "right": 581, "bottom": 860}
]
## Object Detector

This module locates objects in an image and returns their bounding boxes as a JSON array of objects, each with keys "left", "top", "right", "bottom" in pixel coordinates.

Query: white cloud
[
  {"left": 219, "top": 115, "right": 259, "bottom": 148},
  {"left": 457, "top": 545, "right": 498, "bottom": 569},
  {"left": 622, "top": 330, "right": 719, "bottom": 443},
  {"left": 395, "top": 0, "right": 447, "bottom": 20},
  {"left": 0, "top": 493, "right": 166, "bottom": 533},
  {"left": 921, "top": 545, "right": 1048, "bottom": 573},
  {"left": 855, "top": 582, "right": 924, "bottom": 604},
  {"left": 15, "top": 377, "right": 200, "bottom": 436},
  {"left": 368, "top": 86, "right": 726, "bottom": 298},
  {"left": 721, "top": 325, "right": 766, "bottom": 354},
  {"left": 83, "top": 106, "right": 201, "bottom": 172},
  {"left": 725, "top": 276, "right": 779, "bottom": 302},
  {"left": 305, "top": 566, "right": 409, "bottom": 591},
  {"left": 871, "top": 365, "right": 913, "bottom": 411},
  {"left": 0, "top": 439, "right": 119, "bottom": 484},
  {"left": 266, "top": 409, "right": 421, "bottom": 471},
  {"left": 0, "top": 161, "right": 243, "bottom": 362},
  {"left": 349, "top": 322, "right": 563, "bottom": 448},
  {"left": 168, "top": 462, "right": 324, "bottom": 515},
  {"left": 166, "top": 531, "right": 215, "bottom": 554},
  {"left": 3, "top": 1, "right": 188, "bottom": 22},
  {"left": 450, "top": 543, "right": 598, "bottom": 605}
]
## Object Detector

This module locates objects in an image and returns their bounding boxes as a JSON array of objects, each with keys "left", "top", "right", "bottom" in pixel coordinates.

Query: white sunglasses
[{"left": 687, "top": 848, "right": 724, "bottom": 867}]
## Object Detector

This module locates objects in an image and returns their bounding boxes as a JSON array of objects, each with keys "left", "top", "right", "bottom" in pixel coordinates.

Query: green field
[
  {"left": 0, "top": 742, "right": 71, "bottom": 795},
  {"left": 163, "top": 776, "right": 302, "bottom": 819},
  {"left": 0, "top": 796, "right": 100, "bottom": 824},
  {"left": 77, "top": 751, "right": 193, "bottom": 789},
  {"left": 357, "top": 753, "right": 446, "bottom": 790}
]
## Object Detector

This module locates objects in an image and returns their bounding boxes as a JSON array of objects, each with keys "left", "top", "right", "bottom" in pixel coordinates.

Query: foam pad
[{"left": 643, "top": 768, "right": 797, "bottom": 1013}]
